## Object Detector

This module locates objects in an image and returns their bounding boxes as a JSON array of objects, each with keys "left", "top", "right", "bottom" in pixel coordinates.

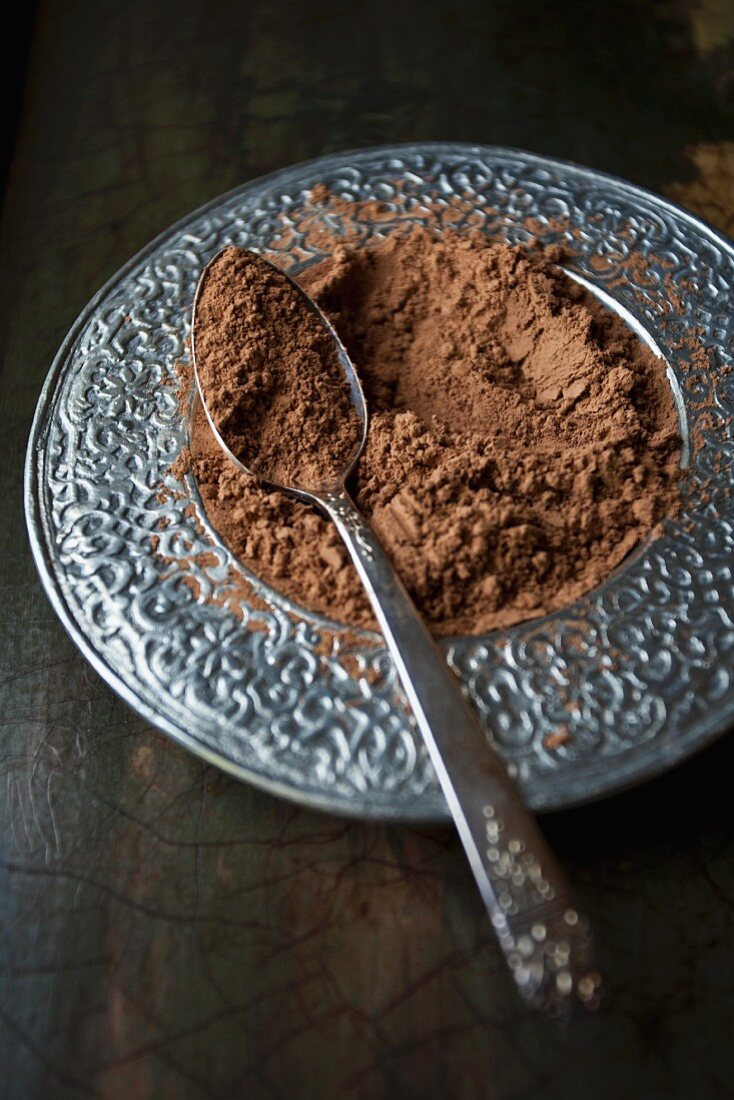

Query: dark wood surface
[{"left": 2, "top": 2, "right": 734, "bottom": 1096}]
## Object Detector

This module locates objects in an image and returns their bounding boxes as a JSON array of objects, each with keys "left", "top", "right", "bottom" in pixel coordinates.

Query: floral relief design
[{"left": 26, "top": 144, "right": 734, "bottom": 820}]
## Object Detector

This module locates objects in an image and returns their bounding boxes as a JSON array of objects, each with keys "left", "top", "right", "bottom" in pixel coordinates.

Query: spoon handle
[{"left": 319, "top": 487, "right": 600, "bottom": 1014}]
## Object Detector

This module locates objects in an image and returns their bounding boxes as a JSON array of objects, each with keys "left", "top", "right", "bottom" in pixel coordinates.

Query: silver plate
[{"left": 25, "top": 143, "right": 734, "bottom": 821}]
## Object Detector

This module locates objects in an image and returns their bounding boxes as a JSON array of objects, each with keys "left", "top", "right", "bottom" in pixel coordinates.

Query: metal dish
[{"left": 25, "top": 143, "right": 734, "bottom": 820}]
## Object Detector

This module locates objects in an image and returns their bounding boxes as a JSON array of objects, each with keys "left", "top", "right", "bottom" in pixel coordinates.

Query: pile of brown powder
[
  {"left": 187, "top": 225, "right": 681, "bottom": 636},
  {"left": 194, "top": 247, "right": 361, "bottom": 487}
]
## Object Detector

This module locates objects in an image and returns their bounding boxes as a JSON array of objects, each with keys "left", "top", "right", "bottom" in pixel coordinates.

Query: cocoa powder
[
  {"left": 195, "top": 247, "right": 361, "bottom": 487},
  {"left": 185, "top": 224, "right": 680, "bottom": 636}
]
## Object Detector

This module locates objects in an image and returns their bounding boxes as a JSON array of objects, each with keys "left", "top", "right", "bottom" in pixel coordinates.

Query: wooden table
[{"left": 2, "top": 2, "right": 734, "bottom": 1096}]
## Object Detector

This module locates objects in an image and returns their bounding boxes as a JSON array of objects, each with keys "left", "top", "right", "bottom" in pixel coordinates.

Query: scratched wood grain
[{"left": 1, "top": 1, "right": 734, "bottom": 1097}]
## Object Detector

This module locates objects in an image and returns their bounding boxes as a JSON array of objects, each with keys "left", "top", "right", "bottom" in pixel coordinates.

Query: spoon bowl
[{"left": 191, "top": 249, "right": 368, "bottom": 501}]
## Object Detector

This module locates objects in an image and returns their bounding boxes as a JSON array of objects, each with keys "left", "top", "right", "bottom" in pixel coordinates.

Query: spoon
[{"left": 191, "top": 248, "right": 601, "bottom": 1014}]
